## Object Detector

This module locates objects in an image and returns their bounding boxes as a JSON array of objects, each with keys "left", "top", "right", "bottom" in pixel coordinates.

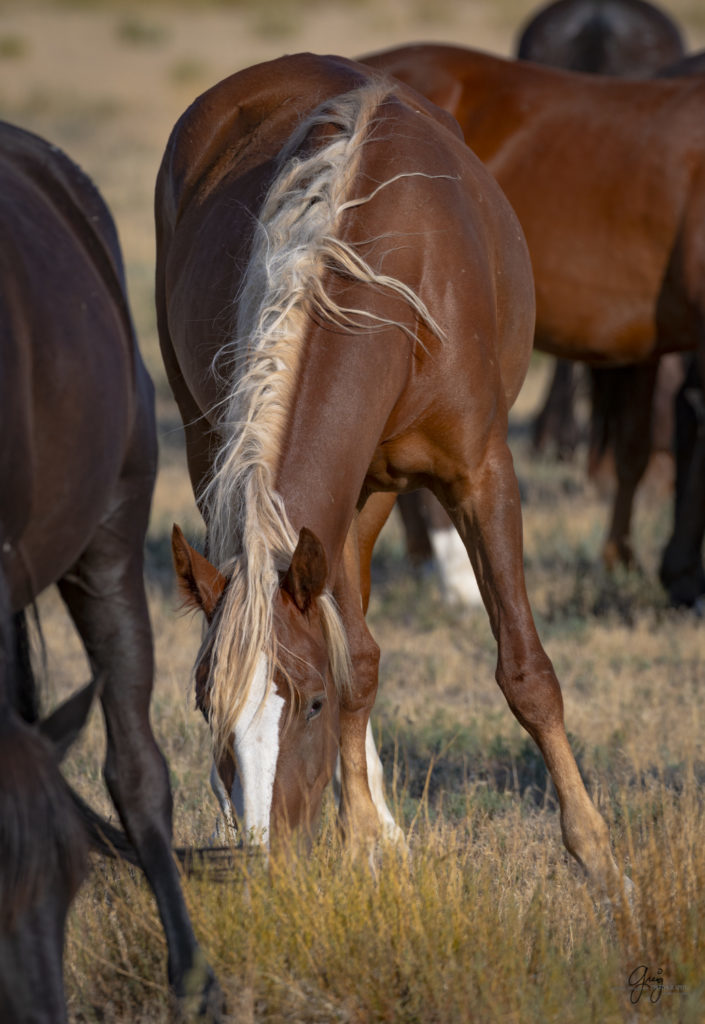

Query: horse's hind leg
[
  {"left": 58, "top": 456, "right": 221, "bottom": 1017},
  {"left": 397, "top": 491, "right": 482, "bottom": 606},
  {"left": 532, "top": 357, "right": 580, "bottom": 458},
  {"left": 600, "top": 360, "right": 658, "bottom": 570},
  {"left": 439, "top": 434, "right": 620, "bottom": 891},
  {"left": 660, "top": 356, "right": 705, "bottom": 606}
]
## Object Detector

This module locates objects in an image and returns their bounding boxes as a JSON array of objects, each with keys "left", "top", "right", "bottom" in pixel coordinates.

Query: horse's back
[
  {"left": 157, "top": 52, "right": 533, "bottom": 412},
  {"left": 363, "top": 44, "right": 705, "bottom": 362},
  {"left": 0, "top": 121, "right": 154, "bottom": 607}
]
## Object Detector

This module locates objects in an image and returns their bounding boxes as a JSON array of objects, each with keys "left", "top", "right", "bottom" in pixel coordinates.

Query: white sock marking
[
  {"left": 365, "top": 720, "right": 405, "bottom": 843},
  {"left": 429, "top": 526, "right": 483, "bottom": 607}
]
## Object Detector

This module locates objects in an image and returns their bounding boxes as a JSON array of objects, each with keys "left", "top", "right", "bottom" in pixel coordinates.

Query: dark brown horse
[
  {"left": 658, "top": 48, "right": 705, "bottom": 76},
  {"left": 517, "top": 0, "right": 684, "bottom": 75},
  {"left": 363, "top": 42, "right": 705, "bottom": 606},
  {"left": 0, "top": 121, "right": 221, "bottom": 1021},
  {"left": 516, "top": 0, "right": 686, "bottom": 461},
  {"left": 157, "top": 52, "right": 620, "bottom": 892}
]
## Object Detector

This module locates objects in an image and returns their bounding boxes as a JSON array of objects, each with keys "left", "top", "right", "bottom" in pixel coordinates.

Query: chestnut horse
[
  {"left": 0, "top": 121, "right": 221, "bottom": 1021},
  {"left": 362, "top": 43, "right": 705, "bottom": 606},
  {"left": 157, "top": 52, "right": 619, "bottom": 891}
]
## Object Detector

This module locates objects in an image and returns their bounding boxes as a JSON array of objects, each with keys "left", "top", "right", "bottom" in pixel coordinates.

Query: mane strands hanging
[{"left": 200, "top": 81, "right": 444, "bottom": 757}]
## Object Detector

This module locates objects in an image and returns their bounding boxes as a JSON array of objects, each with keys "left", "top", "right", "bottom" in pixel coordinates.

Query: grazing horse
[
  {"left": 516, "top": 0, "right": 686, "bottom": 462},
  {"left": 157, "top": 52, "right": 620, "bottom": 892},
  {"left": 0, "top": 121, "right": 221, "bottom": 1021},
  {"left": 362, "top": 43, "right": 705, "bottom": 605}
]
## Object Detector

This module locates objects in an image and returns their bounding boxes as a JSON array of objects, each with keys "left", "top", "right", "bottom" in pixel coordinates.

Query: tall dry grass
[
  {"left": 63, "top": 757, "right": 705, "bottom": 1021},
  {"left": 2, "top": 1, "right": 704, "bottom": 1021},
  {"left": 55, "top": 351, "right": 705, "bottom": 1022}
]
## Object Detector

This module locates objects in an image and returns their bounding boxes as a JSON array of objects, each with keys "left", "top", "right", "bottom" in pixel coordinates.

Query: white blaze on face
[{"left": 229, "top": 653, "right": 285, "bottom": 846}]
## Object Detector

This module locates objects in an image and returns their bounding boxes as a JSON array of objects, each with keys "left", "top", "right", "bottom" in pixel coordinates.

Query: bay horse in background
[
  {"left": 391, "top": 0, "right": 688, "bottom": 606},
  {"left": 0, "top": 121, "right": 221, "bottom": 1022},
  {"left": 156, "top": 52, "right": 621, "bottom": 894},
  {"left": 517, "top": 0, "right": 686, "bottom": 463},
  {"left": 362, "top": 43, "right": 705, "bottom": 607}
]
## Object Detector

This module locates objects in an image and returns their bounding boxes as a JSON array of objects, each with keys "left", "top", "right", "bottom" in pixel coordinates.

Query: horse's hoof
[
  {"left": 171, "top": 956, "right": 226, "bottom": 1023},
  {"left": 602, "top": 539, "right": 634, "bottom": 572}
]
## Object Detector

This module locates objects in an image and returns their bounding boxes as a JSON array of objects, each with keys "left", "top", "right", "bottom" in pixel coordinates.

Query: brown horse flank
[
  {"left": 516, "top": 0, "right": 686, "bottom": 462},
  {"left": 0, "top": 121, "right": 221, "bottom": 1021},
  {"left": 362, "top": 42, "right": 705, "bottom": 606},
  {"left": 395, "top": 0, "right": 688, "bottom": 601},
  {"left": 157, "top": 52, "right": 620, "bottom": 892}
]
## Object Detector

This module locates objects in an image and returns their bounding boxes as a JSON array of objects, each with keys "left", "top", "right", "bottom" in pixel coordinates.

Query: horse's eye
[{"left": 306, "top": 696, "right": 324, "bottom": 721}]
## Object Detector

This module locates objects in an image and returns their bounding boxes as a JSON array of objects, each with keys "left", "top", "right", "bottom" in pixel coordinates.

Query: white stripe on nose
[{"left": 229, "top": 654, "right": 284, "bottom": 845}]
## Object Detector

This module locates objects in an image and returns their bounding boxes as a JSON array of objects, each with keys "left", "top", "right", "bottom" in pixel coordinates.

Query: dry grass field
[{"left": 2, "top": 1, "right": 705, "bottom": 1021}]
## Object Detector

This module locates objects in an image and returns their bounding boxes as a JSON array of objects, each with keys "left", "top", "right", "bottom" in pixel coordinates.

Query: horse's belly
[{"left": 531, "top": 261, "right": 661, "bottom": 363}]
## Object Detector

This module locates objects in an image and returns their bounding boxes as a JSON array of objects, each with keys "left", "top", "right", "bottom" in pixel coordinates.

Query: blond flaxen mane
[{"left": 200, "top": 81, "right": 446, "bottom": 758}]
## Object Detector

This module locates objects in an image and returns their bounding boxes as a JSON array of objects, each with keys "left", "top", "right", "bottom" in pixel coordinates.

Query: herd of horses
[{"left": 2, "top": 0, "right": 704, "bottom": 1019}]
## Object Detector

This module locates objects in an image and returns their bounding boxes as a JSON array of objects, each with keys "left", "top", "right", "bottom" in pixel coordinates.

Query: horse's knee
[
  {"left": 498, "top": 662, "right": 564, "bottom": 739},
  {"left": 104, "top": 735, "right": 173, "bottom": 822},
  {"left": 344, "top": 632, "right": 381, "bottom": 712}
]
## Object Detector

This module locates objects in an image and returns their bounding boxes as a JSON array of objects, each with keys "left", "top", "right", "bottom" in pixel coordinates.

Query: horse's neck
[{"left": 272, "top": 329, "right": 409, "bottom": 580}]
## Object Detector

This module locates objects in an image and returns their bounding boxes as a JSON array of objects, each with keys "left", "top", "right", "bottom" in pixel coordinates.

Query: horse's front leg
[
  {"left": 333, "top": 498, "right": 403, "bottom": 845},
  {"left": 439, "top": 435, "right": 621, "bottom": 893}
]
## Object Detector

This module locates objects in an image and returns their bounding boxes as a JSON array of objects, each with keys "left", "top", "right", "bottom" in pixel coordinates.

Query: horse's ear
[
  {"left": 40, "top": 674, "right": 102, "bottom": 764},
  {"left": 171, "top": 523, "right": 227, "bottom": 620},
  {"left": 281, "top": 527, "right": 328, "bottom": 614}
]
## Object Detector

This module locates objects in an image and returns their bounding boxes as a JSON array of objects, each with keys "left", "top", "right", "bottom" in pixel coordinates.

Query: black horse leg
[
  {"left": 58, "top": 472, "right": 222, "bottom": 1019},
  {"left": 660, "top": 356, "right": 705, "bottom": 607},
  {"left": 601, "top": 360, "right": 658, "bottom": 569},
  {"left": 531, "top": 358, "right": 580, "bottom": 457}
]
